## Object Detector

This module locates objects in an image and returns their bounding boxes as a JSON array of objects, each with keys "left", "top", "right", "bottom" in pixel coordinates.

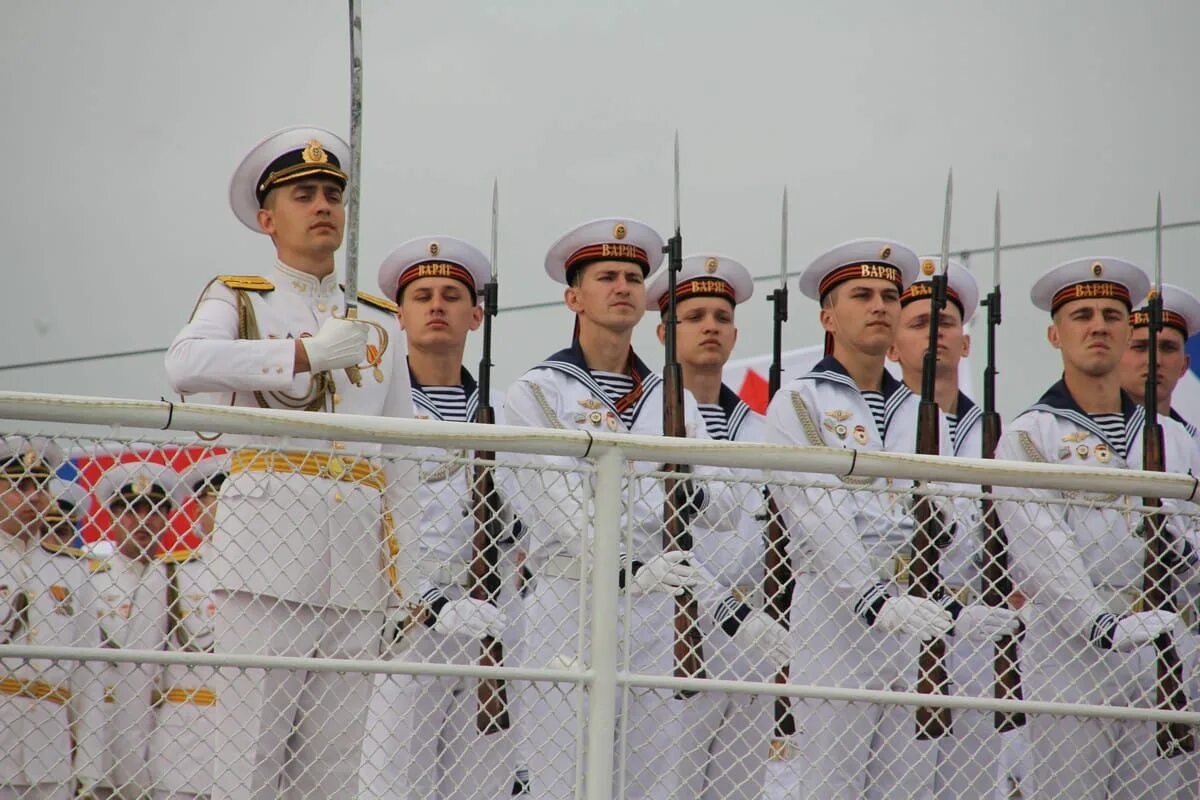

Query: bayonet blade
[
  {"left": 1155, "top": 192, "right": 1163, "bottom": 294},
  {"left": 993, "top": 192, "right": 1000, "bottom": 288},
  {"left": 939, "top": 168, "right": 952, "bottom": 276},
  {"left": 491, "top": 178, "right": 499, "bottom": 281},
  {"left": 780, "top": 187, "right": 788, "bottom": 288},
  {"left": 673, "top": 131, "right": 681, "bottom": 235}
]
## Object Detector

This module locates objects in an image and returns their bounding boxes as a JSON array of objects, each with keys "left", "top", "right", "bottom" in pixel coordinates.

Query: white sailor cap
[
  {"left": 0, "top": 436, "right": 64, "bottom": 481},
  {"left": 177, "top": 453, "right": 230, "bottom": 498},
  {"left": 544, "top": 217, "right": 665, "bottom": 285},
  {"left": 1131, "top": 283, "right": 1200, "bottom": 338},
  {"left": 798, "top": 238, "right": 919, "bottom": 302},
  {"left": 92, "top": 462, "right": 185, "bottom": 512},
  {"left": 645, "top": 254, "right": 754, "bottom": 312},
  {"left": 902, "top": 257, "right": 980, "bottom": 324},
  {"left": 229, "top": 125, "right": 351, "bottom": 232},
  {"left": 1031, "top": 257, "right": 1150, "bottom": 315},
  {"left": 47, "top": 479, "right": 89, "bottom": 524},
  {"left": 378, "top": 236, "right": 491, "bottom": 305}
]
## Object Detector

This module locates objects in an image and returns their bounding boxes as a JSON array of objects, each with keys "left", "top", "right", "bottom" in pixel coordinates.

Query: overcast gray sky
[{"left": 4, "top": 0, "right": 1199, "bottom": 422}]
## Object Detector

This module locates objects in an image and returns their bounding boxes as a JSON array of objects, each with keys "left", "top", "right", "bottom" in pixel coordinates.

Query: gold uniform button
[
  {"left": 333, "top": 393, "right": 342, "bottom": 406},
  {"left": 334, "top": 492, "right": 345, "bottom": 503},
  {"left": 332, "top": 442, "right": 346, "bottom": 450},
  {"left": 318, "top": 303, "right": 327, "bottom": 312}
]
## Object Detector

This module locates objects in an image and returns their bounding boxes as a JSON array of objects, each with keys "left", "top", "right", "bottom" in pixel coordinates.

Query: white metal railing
[{"left": 3, "top": 390, "right": 1200, "bottom": 800}]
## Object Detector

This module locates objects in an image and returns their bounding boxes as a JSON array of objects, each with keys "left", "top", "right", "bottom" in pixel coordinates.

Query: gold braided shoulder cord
[
  {"left": 234, "top": 290, "right": 331, "bottom": 412},
  {"left": 789, "top": 392, "right": 825, "bottom": 447},
  {"left": 528, "top": 384, "right": 566, "bottom": 430}
]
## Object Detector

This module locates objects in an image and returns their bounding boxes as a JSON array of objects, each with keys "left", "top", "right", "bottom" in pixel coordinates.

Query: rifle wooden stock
[
  {"left": 910, "top": 399, "right": 951, "bottom": 739},
  {"left": 662, "top": 362, "right": 705, "bottom": 696},
  {"left": 470, "top": 405, "right": 511, "bottom": 734},
  {"left": 1139, "top": 422, "right": 1193, "bottom": 756},
  {"left": 763, "top": 492, "right": 796, "bottom": 742},
  {"left": 979, "top": 412, "right": 1025, "bottom": 731}
]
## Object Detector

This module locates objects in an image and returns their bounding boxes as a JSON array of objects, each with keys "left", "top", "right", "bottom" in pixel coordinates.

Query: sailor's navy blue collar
[
  {"left": 951, "top": 391, "right": 982, "bottom": 456},
  {"left": 538, "top": 341, "right": 662, "bottom": 425},
  {"left": 1022, "top": 378, "right": 1144, "bottom": 453},
  {"left": 1170, "top": 408, "right": 1198, "bottom": 439},
  {"left": 712, "top": 383, "right": 753, "bottom": 440},
  {"left": 802, "top": 356, "right": 913, "bottom": 438},
  {"left": 408, "top": 360, "right": 480, "bottom": 422}
]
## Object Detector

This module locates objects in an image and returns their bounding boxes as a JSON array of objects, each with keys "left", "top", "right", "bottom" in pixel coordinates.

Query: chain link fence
[{"left": 1, "top": 393, "right": 1199, "bottom": 799}]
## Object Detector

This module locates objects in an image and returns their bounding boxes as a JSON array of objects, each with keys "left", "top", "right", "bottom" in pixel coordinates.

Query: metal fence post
[{"left": 585, "top": 447, "right": 622, "bottom": 800}]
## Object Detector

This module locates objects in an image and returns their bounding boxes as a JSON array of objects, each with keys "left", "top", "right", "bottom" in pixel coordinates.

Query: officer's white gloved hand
[
  {"left": 629, "top": 551, "right": 700, "bottom": 596},
  {"left": 875, "top": 596, "right": 954, "bottom": 640},
  {"left": 432, "top": 598, "right": 507, "bottom": 639},
  {"left": 954, "top": 603, "right": 1021, "bottom": 642},
  {"left": 1108, "top": 610, "right": 1179, "bottom": 652},
  {"left": 732, "top": 609, "right": 792, "bottom": 669},
  {"left": 302, "top": 317, "right": 368, "bottom": 373}
]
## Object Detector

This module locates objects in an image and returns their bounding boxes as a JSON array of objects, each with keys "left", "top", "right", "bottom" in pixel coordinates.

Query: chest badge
[
  {"left": 852, "top": 425, "right": 869, "bottom": 445},
  {"left": 588, "top": 411, "right": 604, "bottom": 427},
  {"left": 1094, "top": 442, "right": 1111, "bottom": 463},
  {"left": 1062, "top": 431, "right": 1089, "bottom": 443},
  {"left": 578, "top": 398, "right": 603, "bottom": 410},
  {"left": 605, "top": 411, "right": 618, "bottom": 431},
  {"left": 1075, "top": 444, "right": 1090, "bottom": 460},
  {"left": 823, "top": 418, "right": 848, "bottom": 440}
]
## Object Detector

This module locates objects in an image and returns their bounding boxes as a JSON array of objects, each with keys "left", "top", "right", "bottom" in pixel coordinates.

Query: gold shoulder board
[
  {"left": 41, "top": 542, "right": 85, "bottom": 558},
  {"left": 217, "top": 275, "right": 275, "bottom": 292},
  {"left": 357, "top": 291, "right": 399, "bottom": 314},
  {"left": 158, "top": 549, "right": 199, "bottom": 564},
  {"left": 88, "top": 559, "right": 111, "bottom": 573}
]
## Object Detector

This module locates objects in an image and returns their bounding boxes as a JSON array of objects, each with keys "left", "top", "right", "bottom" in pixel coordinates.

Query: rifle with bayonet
[
  {"left": 662, "top": 133, "right": 706, "bottom": 695},
  {"left": 762, "top": 188, "right": 796, "bottom": 755},
  {"left": 469, "top": 179, "right": 511, "bottom": 734},
  {"left": 909, "top": 170, "right": 953, "bottom": 739},
  {"left": 1139, "top": 194, "right": 1193, "bottom": 756},
  {"left": 978, "top": 193, "right": 1025, "bottom": 731}
]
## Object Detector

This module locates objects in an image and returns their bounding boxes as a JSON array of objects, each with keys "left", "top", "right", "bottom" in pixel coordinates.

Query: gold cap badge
[
  {"left": 428, "top": 242, "right": 440, "bottom": 256},
  {"left": 922, "top": 259, "right": 935, "bottom": 276},
  {"left": 20, "top": 449, "right": 39, "bottom": 469},
  {"left": 301, "top": 139, "right": 328, "bottom": 164},
  {"left": 613, "top": 223, "right": 627, "bottom": 240},
  {"left": 879, "top": 246, "right": 892, "bottom": 259},
  {"left": 131, "top": 474, "right": 153, "bottom": 496},
  {"left": 1091, "top": 261, "right": 1103, "bottom": 277},
  {"left": 705, "top": 257, "right": 718, "bottom": 273}
]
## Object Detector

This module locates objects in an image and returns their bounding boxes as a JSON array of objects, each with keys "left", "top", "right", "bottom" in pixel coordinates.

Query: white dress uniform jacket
[
  {"left": 0, "top": 538, "right": 105, "bottom": 793},
  {"left": 504, "top": 343, "right": 739, "bottom": 800},
  {"left": 995, "top": 380, "right": 1200, "bottom": 799},
  {"left": 358, "top": 372, "right": 522, "bottom": 800},
  {"left": 164, "top": 260, "right": 419, "bottom": 610},
  {"left": 90, "top": 553, "right": 170, "bottom": 797},
  {"left": 764, "top": 355, "right": 951, "bottom": 800},
  {"left": 148, "top": 548, "right": 218, "bottom": 796}
]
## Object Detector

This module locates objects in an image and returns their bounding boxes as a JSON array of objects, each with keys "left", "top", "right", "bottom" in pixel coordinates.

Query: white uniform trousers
[
  {"left": 211, "top": 590, "right": 381, "bottom": 800},
  {"left": 357, "top": 623, "right": 517, "bottom": 799},
  {"left": 690, "top": 627, "right": 773, "bottom": 800},
  {"left": 0, "top": 786, "right": 71, "bottom": 800},
  {"left": 788, "top": 574, "right": 939, "bottom": 800},
  {"left": 517, "top": 575, "right": 721, "bottom": 800},
  {"left": 934, "top": 635, "right": 1006, "bottom": 799},
  {"left": 1179, "top": 631, "right": 1200, "bottom": 796}
]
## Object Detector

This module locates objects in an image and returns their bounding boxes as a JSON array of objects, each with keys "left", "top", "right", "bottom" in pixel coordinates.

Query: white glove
[
  {"left": 875, "top": 596, "right": 953, "bottom": 640},
  {"left": 732, "top": 609, "right": 792, "bottom": 669},
  {"left": 954, "top": 603, "right": 1021, "bottom": 642},
  {"left": 302, "top": 317, "right": 368, "bottom": 373},
  {"left": 431, "top": 598, "right": 507, "bottom": 639},
  {"left": 1109, "top": 610, "right": 1179, "bottom": 653},
  {"left": 629, "top": 551, "right": 700, "bottom": 596}
]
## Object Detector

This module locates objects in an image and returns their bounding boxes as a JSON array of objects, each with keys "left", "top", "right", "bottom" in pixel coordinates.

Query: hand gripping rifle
[
  {"left": 978, "top": 194, "right": 1025, "bottom": 731},
  {"left": 469, "top": 179, "right": 511, "bottom": 734},
  {"left": 909, "top": 170, "right": 953, "bottom": 739},
  {"left": 662, "top": 133, "right": 706, "bottom": 695},
  {"left": 762, "top": 188, "right": 796, "bottom": 754},
  {"left": 1140, "top": 194, "right": 1193, "bottom": 756}
]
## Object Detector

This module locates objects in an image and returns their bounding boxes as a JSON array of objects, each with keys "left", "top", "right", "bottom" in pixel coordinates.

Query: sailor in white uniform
[
  {"left": 357, "top": 236, "right": 522, "bottom": 799},
  {"left": 504, "top": 218, "right": 758, "bottom": 799},
  {"left": 764, "top": 239, "right": 1016, "bottom": 800},
  {"left": 995, "top": 258, "right": 1200, "bottom": 799},
  {"left": 163, "top": 126, "right": 420, "bottom": 799},
  {"left": 0, "top": 438, "right": 105, "bottom": 800},
  {"left": 646, "top": 254, "right": 789, "bottom": 800}
]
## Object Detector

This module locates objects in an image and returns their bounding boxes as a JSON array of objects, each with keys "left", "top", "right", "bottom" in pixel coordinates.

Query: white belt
[
  {"left": 541, "top": 554, "right": 586, "bottom": 580},
  {"left": 418, "top": 558, "right": 471, "bottom": 588}
]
